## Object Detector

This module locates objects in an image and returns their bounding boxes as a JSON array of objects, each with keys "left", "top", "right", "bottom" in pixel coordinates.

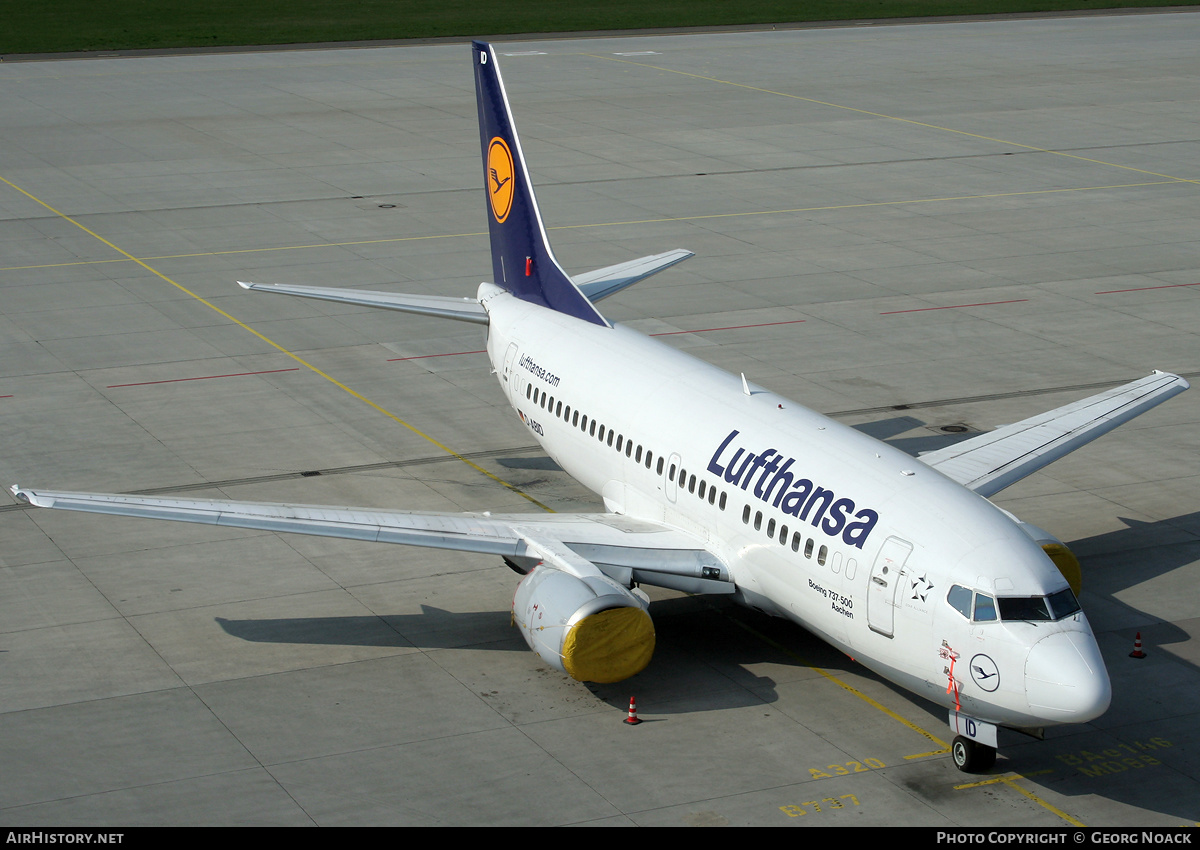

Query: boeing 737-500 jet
[{"left": 10, "top": 42, "right": 1190, "bottom": 773}]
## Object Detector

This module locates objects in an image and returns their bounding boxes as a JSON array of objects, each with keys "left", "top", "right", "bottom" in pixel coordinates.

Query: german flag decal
[{"left": 487, "top": 137, "right": 515, "bottom": 223}]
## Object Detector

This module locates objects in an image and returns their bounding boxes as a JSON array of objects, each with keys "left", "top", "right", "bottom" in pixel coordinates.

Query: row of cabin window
[
  {"left": 526, "top": 382, "right": 729, "bottom": 511},
  {"left": 528, "top": 383, "right": 659, "bottom": 471},
  {"left": 529, "top": 383, "right": 656, "bottom": 468},
  {"left": 743, "top": 504, "right": 830, "bottom": 565},
  {"left": 667, "top": 461, "right": 729, "bottom": 511}
]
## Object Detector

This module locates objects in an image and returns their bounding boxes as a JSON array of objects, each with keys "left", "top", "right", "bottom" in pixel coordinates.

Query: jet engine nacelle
[
  {"left": 1015, "top": 521, "right": 1082, "bottom": 595},
  {"left": 512, "top": 565, "right": 655, "bottom": 683}
]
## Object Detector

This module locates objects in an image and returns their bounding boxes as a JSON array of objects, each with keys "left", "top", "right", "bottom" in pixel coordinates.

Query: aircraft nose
[{"left": 1025, "top": 630, "right": 1111, "bottom": 723}]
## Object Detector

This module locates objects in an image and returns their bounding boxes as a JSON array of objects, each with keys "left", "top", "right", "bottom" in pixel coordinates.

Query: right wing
[
  {"left": 8, "top": 486, "right": 734, "bottom": 595},
  {"left": 918, "top": 371, "right": 1189, "bottom": 497}
]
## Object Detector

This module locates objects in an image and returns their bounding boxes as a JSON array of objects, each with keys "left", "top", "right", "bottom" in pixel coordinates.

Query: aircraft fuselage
[{"left": 482, "top": 282, "right": 1110, "bottom": 732}]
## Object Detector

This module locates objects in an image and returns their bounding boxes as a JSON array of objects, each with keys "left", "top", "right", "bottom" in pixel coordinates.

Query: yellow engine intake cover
[
  {"left": 562, "top": 606, "right": 655, "bottom": 683},
  {"left": 1043, "top": 542, "right": 1082, "bottom": 596}
]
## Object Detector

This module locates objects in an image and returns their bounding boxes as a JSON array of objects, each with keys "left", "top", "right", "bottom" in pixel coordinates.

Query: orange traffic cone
[
  {"left": 1130, "top": 632, "right": 1146, "bottom": 659},
  {"left": 624, "top": 696, "right": 643, "bottom": 725}
]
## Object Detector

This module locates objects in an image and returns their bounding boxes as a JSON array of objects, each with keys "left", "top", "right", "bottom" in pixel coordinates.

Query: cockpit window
[
  {"left": 998, "top": 588, "right": 1081, "bottom": 622},
  {"left": 1048, "top": 588, "right": 1081, "bottom": 619},
  {"left": 947, "top": 585, "right": 972, "bottom": 618},
  {"left": 949, "top": 585, "right": 1081, "bottom": 623},
  {"left": 997, "top": 595, "right": 1050, "bottom": 621},
  {"left": 973, "top": 593, "right": 997, "bottom": 622}
]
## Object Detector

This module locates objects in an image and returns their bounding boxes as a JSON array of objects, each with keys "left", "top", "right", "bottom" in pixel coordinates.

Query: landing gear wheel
[{"left": 951, "top": 736, "right": 997, "bottom": 773}]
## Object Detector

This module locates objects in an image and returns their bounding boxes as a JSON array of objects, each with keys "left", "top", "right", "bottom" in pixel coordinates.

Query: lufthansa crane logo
[
  {"left": 487, "top": 137, "right": 515, "bottom": 223},
  {"left": 969, "top": 654, "right": 1000, "bottom": 692}
]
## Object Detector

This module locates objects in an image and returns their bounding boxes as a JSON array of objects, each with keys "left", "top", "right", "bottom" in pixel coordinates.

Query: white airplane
[{"left": 10, "top": 41, "right": 1189, "bottom": 773}]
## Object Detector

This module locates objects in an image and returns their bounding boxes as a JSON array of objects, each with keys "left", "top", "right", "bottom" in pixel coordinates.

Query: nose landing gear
[
  {"left": 949, "top": 712, "right": 998, "bottom": 773},
  {"left": 951, "top": 735, "right": 997, "bottom": 773}
]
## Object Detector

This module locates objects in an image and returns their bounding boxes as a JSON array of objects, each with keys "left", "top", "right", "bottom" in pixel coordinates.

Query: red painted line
[
  {"left": 0, "top": 395, "right": 12, "bottom": 399},
  {"left": 387, "top": 350, "right": 486, "bottom": 362},
  {"left": 651, "top": 318, "right": 806, "bottom": 336},
  {"left": 107, "top": 368, "right": 300, "bottom": 388},
  {"left": 1096, "top": 282, "right": 1200, "bottom": 294},
  {"left": 880, "top": 299, "right": 1028, "bottom": 315}
]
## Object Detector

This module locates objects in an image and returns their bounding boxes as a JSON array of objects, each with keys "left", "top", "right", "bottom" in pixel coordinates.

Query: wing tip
[
  {"left": 1152, "top": 369, "right": 1190, "bottom": 391},
  {"left": 9, "top": 485, "right": 39, "bottom": 506}
]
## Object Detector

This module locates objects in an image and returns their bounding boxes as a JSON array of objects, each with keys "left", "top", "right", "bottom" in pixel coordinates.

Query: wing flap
[
  {"left": 237, "top": 281, "right": 489, "bottom": 325},
  {"left": 919, "top": 371, "right": 1189, "bottom": 496}
]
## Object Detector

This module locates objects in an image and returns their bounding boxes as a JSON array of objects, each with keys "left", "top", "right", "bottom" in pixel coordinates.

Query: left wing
[
  {"left": 8, "top": 486, "right": 734, "bottom": 595},
  {"left": 919, "top": 371, "right": 1189, "bottom": 497}
]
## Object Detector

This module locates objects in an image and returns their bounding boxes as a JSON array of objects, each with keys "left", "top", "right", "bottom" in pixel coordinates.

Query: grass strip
[{"left": 2, "top": 0, "right": 1192, "bottom": 56}]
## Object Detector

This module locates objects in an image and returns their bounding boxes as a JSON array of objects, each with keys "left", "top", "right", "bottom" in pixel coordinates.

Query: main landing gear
[{"left": 951, "top": 736, "right": 997, "bottom": 773}]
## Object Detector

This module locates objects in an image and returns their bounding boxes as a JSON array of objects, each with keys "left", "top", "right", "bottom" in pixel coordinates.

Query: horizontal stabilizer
[
  {"left": 237, "top": 281, "right": 488, "bottom": 325},
  {"left": 919, "top": 371, "right": 1189, "bottom": 496},
  {"left": 574, "top": 250, "right": 694, "bottom": 302}
]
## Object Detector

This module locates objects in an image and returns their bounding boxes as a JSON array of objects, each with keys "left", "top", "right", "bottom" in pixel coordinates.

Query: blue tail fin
[{"left": 472, "top": 42, "right": 608, "bottom": 327}]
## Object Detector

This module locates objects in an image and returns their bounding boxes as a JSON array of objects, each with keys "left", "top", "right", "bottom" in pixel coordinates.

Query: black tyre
[{"left": 951, "top": 736, "right": 997, "bottom": 773}]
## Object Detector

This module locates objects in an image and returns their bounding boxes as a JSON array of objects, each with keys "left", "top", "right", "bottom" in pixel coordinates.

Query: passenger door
[{"left": 867, "top": 536, "right": 913, "bottom": 638}]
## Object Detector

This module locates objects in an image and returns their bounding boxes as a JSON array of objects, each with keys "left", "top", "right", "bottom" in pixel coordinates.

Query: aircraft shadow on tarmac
[
  {"left": 852, "top": 414, "right": 982, "bottom": 456},
  {"left": 215, "top": 607, "right": 514, "bottom": 649}
]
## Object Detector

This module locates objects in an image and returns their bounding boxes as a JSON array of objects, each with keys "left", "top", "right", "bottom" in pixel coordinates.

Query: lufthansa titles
[{"left": 708, "top": 429, "right": 880, "bottom": 548}]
